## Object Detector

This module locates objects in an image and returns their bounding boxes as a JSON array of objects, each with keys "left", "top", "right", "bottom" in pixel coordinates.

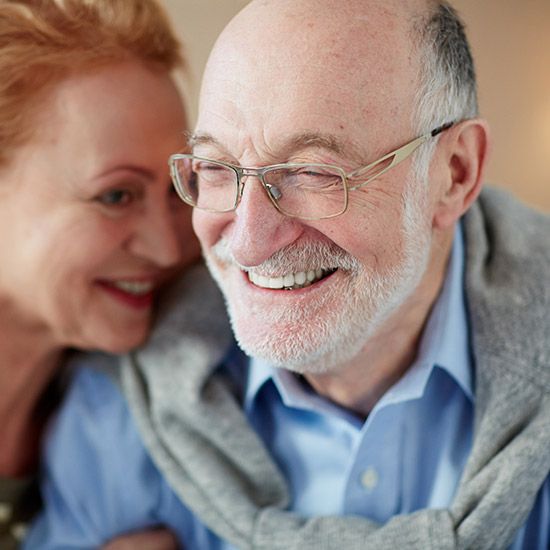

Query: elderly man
[{"left": 27, "top": 1, "right": 549, "bottom": 549}]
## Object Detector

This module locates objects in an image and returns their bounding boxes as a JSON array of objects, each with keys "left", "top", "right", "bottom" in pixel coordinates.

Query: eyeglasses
[{"left": 169, "top": 122, "right": 453, "bottom": 221}]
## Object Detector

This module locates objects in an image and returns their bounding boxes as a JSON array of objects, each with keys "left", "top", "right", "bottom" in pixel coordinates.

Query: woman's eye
[{"left": 97, "top": 189, "right": 133, "bottom": 206}]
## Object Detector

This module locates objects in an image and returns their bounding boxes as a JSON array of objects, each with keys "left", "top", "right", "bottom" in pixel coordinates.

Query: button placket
[
  {"left": 360, "top": 467, "right": 379, "bottom": 491},
  {"left": 342, "top": 406, "right": 403, "bottom": 521}
]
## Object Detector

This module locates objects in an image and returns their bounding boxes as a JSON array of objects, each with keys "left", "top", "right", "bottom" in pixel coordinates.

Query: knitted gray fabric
[{"left": 119, "top": 187, "right": 550, "bottom": 549}]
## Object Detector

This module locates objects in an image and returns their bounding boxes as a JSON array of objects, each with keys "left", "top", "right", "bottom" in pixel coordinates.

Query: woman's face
[{"left": 0, "top": 61, "right": 199, "bottom": 353}]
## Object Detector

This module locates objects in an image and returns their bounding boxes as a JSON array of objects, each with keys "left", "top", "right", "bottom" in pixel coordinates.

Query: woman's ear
[{"left": 433, "top": 118, "right": 492, "bottom": 229}]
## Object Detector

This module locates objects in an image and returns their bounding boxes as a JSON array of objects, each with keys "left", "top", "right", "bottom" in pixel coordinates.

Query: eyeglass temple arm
[
  {"left": 431, "top": 121, "right": 454, "bottom": 137},
  {"left": 347, "top": 121, "right": 454, "bottom": 191}
]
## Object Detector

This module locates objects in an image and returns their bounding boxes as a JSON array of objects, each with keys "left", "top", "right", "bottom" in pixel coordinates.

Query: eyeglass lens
[{"left": 173, "top": 157, "right": 347, "bottom": 219}]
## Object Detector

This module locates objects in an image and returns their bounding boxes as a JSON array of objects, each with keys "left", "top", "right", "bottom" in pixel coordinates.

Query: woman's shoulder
[
  {"left": 63, "top": 352, "right": 123, "bottom": 414},
  {"left": 46, "top": 353, "right": 143, "bottom": 467}
]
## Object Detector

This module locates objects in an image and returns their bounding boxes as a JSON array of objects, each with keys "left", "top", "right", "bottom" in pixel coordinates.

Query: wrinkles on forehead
[{"left": 190, "top": 131, "right": 370, "bottom": 166}]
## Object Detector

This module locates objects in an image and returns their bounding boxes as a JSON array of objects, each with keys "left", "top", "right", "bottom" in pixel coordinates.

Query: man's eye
[
  {"left": 288, "top": 168, "right": 333, "bottom": 179},
  {"left": 97, "top": 189, "right": 133, "bottom": 206},
  {"left": 293, "top": 170, "right": 340, "bottom": 186}
]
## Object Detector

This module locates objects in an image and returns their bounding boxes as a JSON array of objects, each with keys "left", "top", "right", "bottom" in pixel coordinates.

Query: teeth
[
  {"left": 283, "top": 273, "right": 295, "bottom": 287},
  {"left": 248, "top": 268, "right": 335, "bottom": 290},
  {"left": 269, "top": 277, "right": 282, "bottom": 289},
  {"left": 112, "top": 280, "right": 154, "bottom": 295},
  {"left": 257, "top": 275, "right": 269, "bottom": 288}
]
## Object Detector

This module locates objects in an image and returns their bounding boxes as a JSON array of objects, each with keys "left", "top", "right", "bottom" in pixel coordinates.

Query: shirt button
[
  {"left": 0, "top": 502, "right": 13, "bottom": 523},
  {"left": 11, "top": 522, "right": 28, "bottom": 541},
  {"left": 360, "top": 467, "right": 379, "bottom": 491}
]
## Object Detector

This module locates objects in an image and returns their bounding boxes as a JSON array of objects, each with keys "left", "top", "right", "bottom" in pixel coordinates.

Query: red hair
[{"left": 0, "top": 0, "right": 184, "bottom": 165}]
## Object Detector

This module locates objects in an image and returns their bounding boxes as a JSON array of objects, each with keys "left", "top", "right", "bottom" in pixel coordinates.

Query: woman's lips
[{"left": 96, "top": 279, "right": 156, "bottom": 309}]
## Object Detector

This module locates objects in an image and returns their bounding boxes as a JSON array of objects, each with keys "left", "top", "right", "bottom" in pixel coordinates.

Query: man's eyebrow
[
  {"left": 188, "top": 132, "right": 220, "bottom": 149},
  {"left": 286, "top": 132, "right": 346, "bottom": 155},
  {"left": 283, "top": 132, "right": 368, "bottom": 164},
  {"left": 189, "top": 131, "right": 368, "bottom": 163}
]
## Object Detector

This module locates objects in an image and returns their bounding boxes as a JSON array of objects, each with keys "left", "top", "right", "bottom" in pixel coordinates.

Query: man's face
[{"left": 193, "top": 0, "right": 437, "bottom": 373}]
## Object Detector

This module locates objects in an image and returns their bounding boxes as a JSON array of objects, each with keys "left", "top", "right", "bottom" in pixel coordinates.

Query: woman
[{"left": 0, "top": 0, "right": 199, "bottom": 547}]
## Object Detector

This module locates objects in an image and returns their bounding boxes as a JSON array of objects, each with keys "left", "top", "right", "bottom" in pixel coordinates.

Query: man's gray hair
[{"left": 412, "top": 1, "right": 479, "bottom": 180}]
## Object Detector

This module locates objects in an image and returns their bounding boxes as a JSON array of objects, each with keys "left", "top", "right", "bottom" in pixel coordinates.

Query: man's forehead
[
  {"left": 202, "top": 0, "right": 423, "bottom": 103},
  {"left": 197, "top": 0, "right": 426, "bottom": 160}
]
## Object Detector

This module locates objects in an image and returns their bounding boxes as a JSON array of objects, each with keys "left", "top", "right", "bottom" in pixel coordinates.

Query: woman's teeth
[
  {"left": 247, "top": 268, "right": 335, "bottom": 290},
  {"left": 112, "top": 280, "right": 154, "bottom": 295}
]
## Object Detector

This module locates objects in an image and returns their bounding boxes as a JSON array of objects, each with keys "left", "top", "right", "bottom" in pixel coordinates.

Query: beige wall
[
  {"left": 162, "top": 0, "right": 249, "bottom": 123},
  {"left": 164, "top": 0, "right": 550, "bottom": 211},
  {"left": 453, "top": 0, "right": 550, "bottom": 211}
]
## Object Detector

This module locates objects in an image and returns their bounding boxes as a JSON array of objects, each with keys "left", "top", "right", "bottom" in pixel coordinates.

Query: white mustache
[{"left": 211, "top": 236, "right": 361, "bottom": 277}]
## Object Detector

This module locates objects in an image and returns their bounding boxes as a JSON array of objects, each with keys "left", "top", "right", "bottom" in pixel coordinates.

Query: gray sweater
[{"left": 119, "top": 187, "right": 550, "bottom": 549}]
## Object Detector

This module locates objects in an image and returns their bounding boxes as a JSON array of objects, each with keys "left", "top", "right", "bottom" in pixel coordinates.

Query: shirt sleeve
[{"left": 23, "top": 365, "right": 184, "bottom": 549}]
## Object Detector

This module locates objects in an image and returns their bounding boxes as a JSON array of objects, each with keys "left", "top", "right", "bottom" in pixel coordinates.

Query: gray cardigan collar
[{"left": 119, "top": 187, "right": 550, "bottom": 549}]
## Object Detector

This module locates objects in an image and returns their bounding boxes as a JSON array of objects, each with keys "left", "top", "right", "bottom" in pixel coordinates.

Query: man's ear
[{"left": 433, "top": 118, "right": 491, "bottom": 229}]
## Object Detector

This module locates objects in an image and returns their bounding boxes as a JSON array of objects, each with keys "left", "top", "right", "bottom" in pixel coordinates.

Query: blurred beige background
[{"left": 163, "top": 0, "right": 550, "bottom": 212}]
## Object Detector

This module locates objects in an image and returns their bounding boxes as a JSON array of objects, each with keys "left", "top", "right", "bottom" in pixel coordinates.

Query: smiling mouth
[
  {"left": 110, "top": 280, "right": 155, "bottom": 295},
  {"left": 96, "top": 279, "right": 157, "bottom": 310},
  {"left": 247, "top": 268, "right": 337, "bottom": 290}
]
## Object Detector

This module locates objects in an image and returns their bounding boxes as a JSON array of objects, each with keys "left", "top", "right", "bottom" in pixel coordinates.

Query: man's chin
[{"left": 229, "top": 314, "right": 353, "bottom": 375}]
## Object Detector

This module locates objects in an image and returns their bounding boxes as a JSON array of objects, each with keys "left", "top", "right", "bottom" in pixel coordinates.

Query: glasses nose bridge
[
  {"left": 238, "top": 166, "right": 272, "bottom": 198},
  {"left": 240, "top": 166, "right": 267, "bottom": 182}
]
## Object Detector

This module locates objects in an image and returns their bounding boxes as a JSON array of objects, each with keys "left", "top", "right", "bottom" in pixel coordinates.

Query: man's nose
[{"left": 228, "top": 175, "right": 303, "bottom": 267}]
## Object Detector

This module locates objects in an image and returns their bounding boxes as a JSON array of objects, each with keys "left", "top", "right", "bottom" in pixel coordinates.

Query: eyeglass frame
[{"left": 169, "top": 121, "right": 454, "bottom": 221}]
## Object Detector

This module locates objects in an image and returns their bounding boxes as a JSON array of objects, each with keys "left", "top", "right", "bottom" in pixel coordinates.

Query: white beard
[{"left": 204, "top": 180, "right": 433, "bottom": 375}]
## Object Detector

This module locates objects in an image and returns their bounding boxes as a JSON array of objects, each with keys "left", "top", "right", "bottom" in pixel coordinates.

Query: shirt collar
[
  {"left": 245, "top": 224, "right": 473, "bottom": 413},
  {"left": 418, "top": 222, "right": 473, "bottom": 399}
]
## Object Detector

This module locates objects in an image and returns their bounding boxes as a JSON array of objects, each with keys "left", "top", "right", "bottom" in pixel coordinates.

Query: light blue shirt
[
  {"left": 25, "top": 227, "right": 549, "bottom": 549},
  {"left": 244, "top": 225, "right": 474, "bottom": 521}
]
